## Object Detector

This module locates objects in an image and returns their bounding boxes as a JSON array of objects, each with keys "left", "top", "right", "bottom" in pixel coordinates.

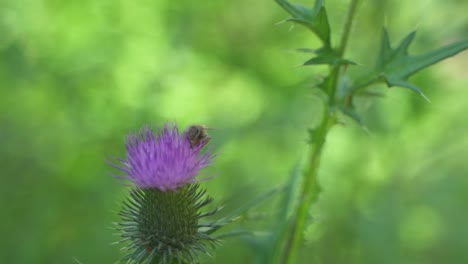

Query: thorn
[
  {"left": 420, "top": 92, "right": 432, "bottom": 104},
  {"left": 275, "top": 19, "right": 288, "bottom": 25}
]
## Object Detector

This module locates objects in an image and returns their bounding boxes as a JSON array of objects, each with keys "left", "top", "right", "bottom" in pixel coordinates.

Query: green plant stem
[
  {"left": 329, "top": 0, "right": 360, "bottom": 98},
  {"left": 280, "top": 1, "right": 359, "bottom": 263},
  {"left": 280, "top": 110, "right": 334, "bottom": 264},
  {"left": 338, "top": 0, "right": 359, "bottom": 57}
]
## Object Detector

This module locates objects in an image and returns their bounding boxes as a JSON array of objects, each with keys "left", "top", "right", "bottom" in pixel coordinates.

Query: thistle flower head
[
  {"left": 110, "top": 123, "right": 214, "bottom": 191},
  {"left": 109, "top": 122, "right": 223, "bottom": 264}
]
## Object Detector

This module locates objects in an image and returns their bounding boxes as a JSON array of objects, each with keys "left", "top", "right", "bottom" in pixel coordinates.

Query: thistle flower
[
  {"left": 110, "top": 123, "right": 215, "bottom": 191},
  {"left": 109, "top": 122, "right": 221, "bottom": 264}
]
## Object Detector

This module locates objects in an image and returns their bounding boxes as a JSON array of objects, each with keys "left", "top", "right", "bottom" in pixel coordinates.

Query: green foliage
[
  {"left": 274, "top": 0, "right": 468, "bottom": 263},
  {"left": 302, "top": 47, "right": 357, "bottom": 66},
  {"left": 275, "top": 0, "right": 330, "bottom": 45},
  {"left": 276, "top": 0, "right": 357, "bottom": 67},
  {"left": 352, "top": 29, "right": 468, "bottom": 100}
]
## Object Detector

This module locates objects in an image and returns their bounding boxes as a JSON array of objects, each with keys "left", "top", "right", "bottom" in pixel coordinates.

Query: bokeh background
[{"left": 1, "top": 0, "right": 467, "bottom": 263}]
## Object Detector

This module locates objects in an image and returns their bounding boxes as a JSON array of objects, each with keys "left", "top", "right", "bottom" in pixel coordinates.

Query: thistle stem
[
  {"left": 280, "top": 1, "right": 359, "bottom": 263},
  {"left": 338, "top": 0, "right": 359, "bottom": 57}
]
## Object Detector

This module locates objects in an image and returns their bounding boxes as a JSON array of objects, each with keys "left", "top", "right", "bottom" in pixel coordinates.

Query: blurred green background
[{"left": 1, "top": 0, "right": 467, "bottom": 263}]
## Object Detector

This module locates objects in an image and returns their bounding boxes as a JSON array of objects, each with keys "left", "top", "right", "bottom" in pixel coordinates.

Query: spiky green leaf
[
  {"left": 352, "top": 28, "right": 468, "bottom": 98},
  {"left": 381, "top": 75, "right": 431, "bottom": 102},
  {"left": 275, "top": 0, "right": 331, "bottom": 46},
  {"left": 303, "top": 47, "right": 356, "bottom": 66},
  {"left": 338, "top": 105, "right": 362, "bottom": 126}
]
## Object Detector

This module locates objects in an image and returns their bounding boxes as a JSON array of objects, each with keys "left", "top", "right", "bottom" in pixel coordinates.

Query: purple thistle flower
[{"left": 110, "top": 122, "right": 214, "bottom": 191}]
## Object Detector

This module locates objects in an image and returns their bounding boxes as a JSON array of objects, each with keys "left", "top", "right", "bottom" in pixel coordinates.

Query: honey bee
[{"left": 184, "top": 125, "right": 211, "bottom": 148}]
